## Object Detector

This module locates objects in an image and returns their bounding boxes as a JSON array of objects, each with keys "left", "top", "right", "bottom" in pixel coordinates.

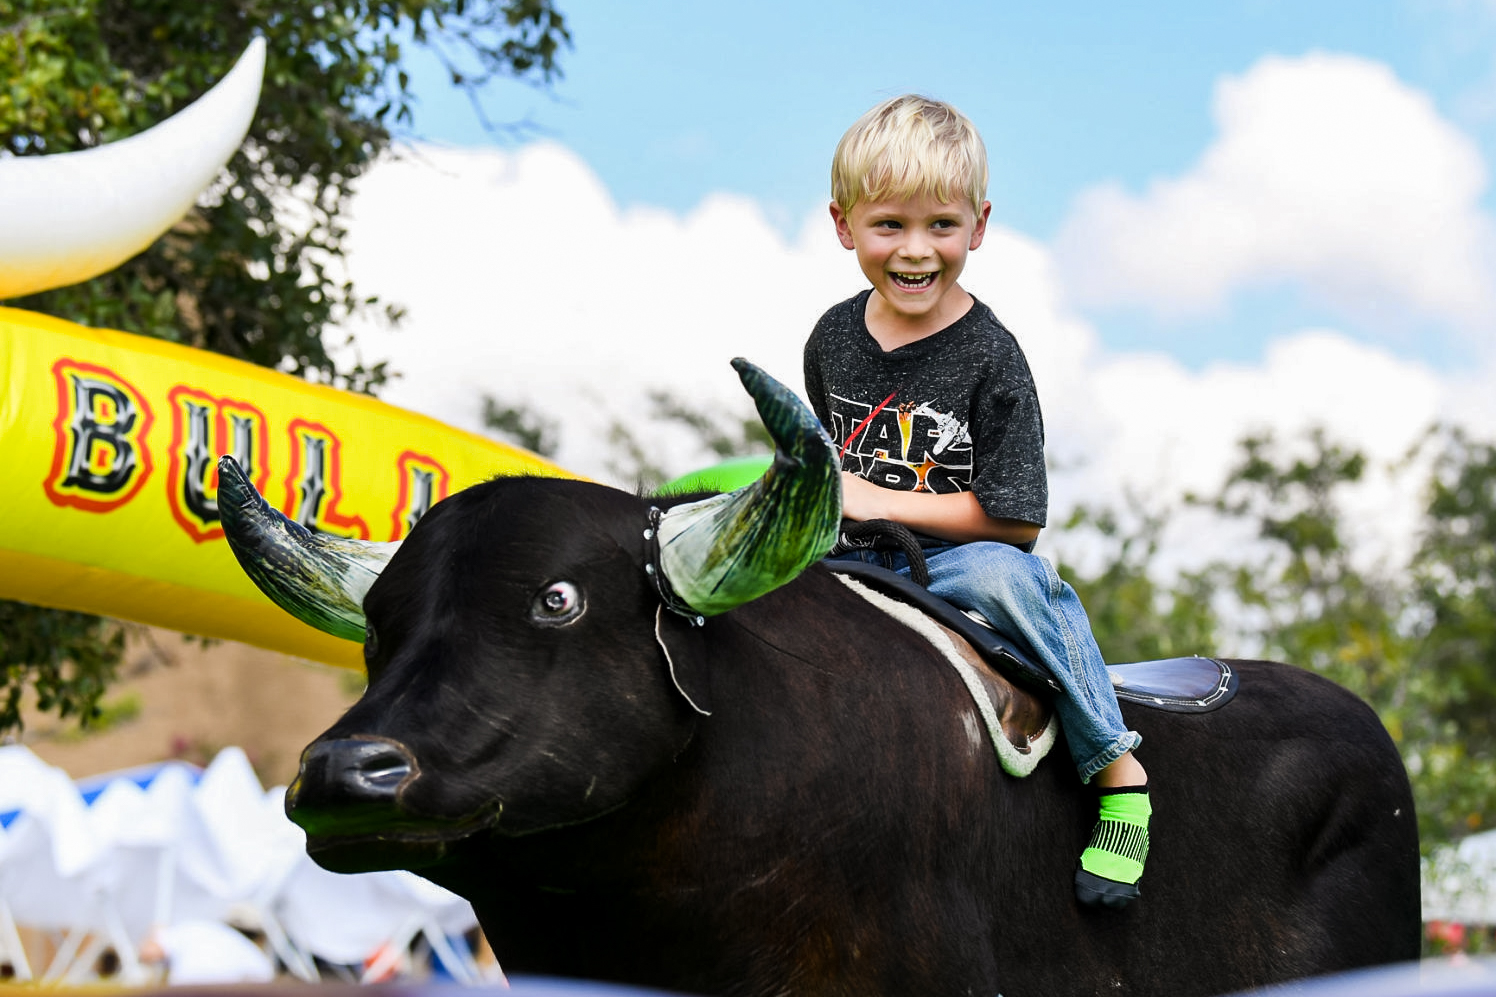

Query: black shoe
[{"left": 1075, "top": 867, "right": 1141, "bottom": 909}]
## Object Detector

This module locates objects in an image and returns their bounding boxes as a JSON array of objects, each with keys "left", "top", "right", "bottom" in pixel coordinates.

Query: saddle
[{"left": 823, "top": 559, "right": 1239, "bottom": 714}]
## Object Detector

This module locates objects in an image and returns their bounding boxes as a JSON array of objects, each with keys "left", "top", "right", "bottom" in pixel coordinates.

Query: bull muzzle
[{"left": 287, "top": 737, "right": 416, "bottom": 835}]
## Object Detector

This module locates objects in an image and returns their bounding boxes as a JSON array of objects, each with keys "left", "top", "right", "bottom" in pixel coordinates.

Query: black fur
[{"left": 287, "top": 477, "right": 1421, "bottom": 997}]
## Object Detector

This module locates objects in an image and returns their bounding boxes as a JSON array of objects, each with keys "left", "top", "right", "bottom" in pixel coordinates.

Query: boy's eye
[{"left": 874, "top": 219, "right": 902, "bottom": 230}]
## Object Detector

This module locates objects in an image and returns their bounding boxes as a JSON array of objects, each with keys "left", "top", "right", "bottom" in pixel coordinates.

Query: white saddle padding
[{"left": 834, "top": 575, "right": 1057, "bottom": 778}]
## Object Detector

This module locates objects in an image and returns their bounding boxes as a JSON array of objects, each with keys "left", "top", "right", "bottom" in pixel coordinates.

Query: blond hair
[{"left": 831, "top": 95, "right": 988, "bottom": 216}]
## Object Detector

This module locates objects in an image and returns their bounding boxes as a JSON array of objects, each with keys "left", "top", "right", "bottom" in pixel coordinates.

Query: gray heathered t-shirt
[{"left": 803, "top": 289, "right": 1048, "bottom": 528}]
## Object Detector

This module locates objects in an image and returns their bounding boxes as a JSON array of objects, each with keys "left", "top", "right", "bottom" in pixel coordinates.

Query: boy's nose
[{"left": 899, "top": 232, "right": 933, "bottom": 260}]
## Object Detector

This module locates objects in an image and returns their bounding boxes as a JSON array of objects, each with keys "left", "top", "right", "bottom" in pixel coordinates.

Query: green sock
[{"left": 1078, "top": 785, "right": 1151, "bottom": 885}]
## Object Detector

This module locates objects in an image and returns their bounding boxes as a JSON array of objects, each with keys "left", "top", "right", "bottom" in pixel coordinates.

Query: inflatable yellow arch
[{"left": 0, "top": 40, "right": 567, "bottom": 670}]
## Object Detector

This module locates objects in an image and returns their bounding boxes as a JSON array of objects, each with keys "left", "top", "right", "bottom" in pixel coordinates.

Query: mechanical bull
[{"left": 216, "top": 360, "right": 1421, "bottom": 997}]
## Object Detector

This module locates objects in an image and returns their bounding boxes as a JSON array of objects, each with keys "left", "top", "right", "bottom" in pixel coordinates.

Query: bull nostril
[{"left": 362, "top": 759, "right": 408, "bottom": 788}]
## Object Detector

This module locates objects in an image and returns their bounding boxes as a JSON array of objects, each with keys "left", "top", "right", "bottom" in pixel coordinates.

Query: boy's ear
[
  {"left": 830, "top": 201, "right": 857, "bottom": 250},
  {"left": 969, "top": 200, "right": 993, "bottom": 251}
]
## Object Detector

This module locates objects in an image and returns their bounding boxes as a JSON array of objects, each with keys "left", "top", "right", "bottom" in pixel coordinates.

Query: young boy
[{"left": 804, "top": 94, "right": 1151, "bottom": 909}]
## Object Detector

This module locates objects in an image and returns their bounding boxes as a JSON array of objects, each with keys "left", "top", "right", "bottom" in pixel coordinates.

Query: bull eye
[
  {"left": 531, "top": 581, "right": 585, "bottom": 627},
  {"left": 364, "top": 623, "right": 378, "bottom": 660}
]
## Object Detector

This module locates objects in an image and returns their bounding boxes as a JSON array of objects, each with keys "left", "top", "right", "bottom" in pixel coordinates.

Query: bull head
[{"left": 218, "top": 358, "right": 840, "bottom": 633}]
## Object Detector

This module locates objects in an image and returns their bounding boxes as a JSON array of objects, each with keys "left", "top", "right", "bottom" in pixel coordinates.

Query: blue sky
[
  {"left": 390, "top": 1, "right": 1496, "bottom": 368},
  {"left": 334, "top": 0, "right": 1496, "bottom": 525}
]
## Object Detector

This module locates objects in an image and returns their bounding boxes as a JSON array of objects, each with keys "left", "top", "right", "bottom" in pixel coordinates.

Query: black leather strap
[
  {"left": 823, "top": 559, "right": 1239, "bottom": 713},
  {"left": 824, "top": 559, "right": 1060, "bottom": 694},
  {"left": 829, "top": 519, "right": 932, "bottom": 587},
  {"left": 644, "top": 507, "right": 705, "bottom": 626}
]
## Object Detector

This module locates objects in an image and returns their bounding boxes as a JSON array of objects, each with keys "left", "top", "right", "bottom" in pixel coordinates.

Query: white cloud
[
  {"left": 1053, "top": 52, "right": 1496, "bottom": 343},
  {"left": 966, "top": 228, "right": 1483, "bottom": 571},
  {"left": 333, "top": 140, "right": 1496, "bottom": 572},
  {"left": 335, "top": 142, "right": 848, "bottom": 478}
]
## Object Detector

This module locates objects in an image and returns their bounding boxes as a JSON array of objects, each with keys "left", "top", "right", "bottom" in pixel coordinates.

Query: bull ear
[
  {"left": 217, "top": 456, "right": 400, "bottom": 642},
  {"left": 654, "top": 607, "right": 711, "bottom": 716},
  {"left": 655, "top": 359, "right": 841, "bottom": 616}
]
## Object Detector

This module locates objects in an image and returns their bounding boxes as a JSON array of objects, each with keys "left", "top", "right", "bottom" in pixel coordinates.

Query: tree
[
  {"left": 0, "top": 604, "right": 124, "bottom": 734},
  {"left": 3, "top": 0, "right": 569, "bottom": 388},
  {"left": 1404, "top": 426, "right": 1496, "bottom": 845},
  {"left": 480, "top": 388, "right": 774, "bottom": 494},
  {"left": 1181, "top": 425, "right": 1496, "bottom": 851},
  {"left": 1055, "top": 500, "right": 1219, "bottom": 666},
  {"left": 482, "top": 395, "right": 562, "bottom": 458},
  {"left": 602, "top": 389, "right": 773, "bottom": 493},
  {"left": 1195, "top": 428, "right": 1411, "bottom": 709},
  {"left": 0, "top": 0, "right": 570, "bottom": 733}
]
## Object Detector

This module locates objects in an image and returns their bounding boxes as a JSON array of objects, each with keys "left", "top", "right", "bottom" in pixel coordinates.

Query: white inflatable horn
[{"left": 0, "top": 37, "right": 266, "bottom": 300}]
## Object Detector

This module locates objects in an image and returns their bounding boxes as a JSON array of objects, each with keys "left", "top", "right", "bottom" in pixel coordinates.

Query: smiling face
[{"left": 832, "top": 193, "right": 992, "bottom": 348}]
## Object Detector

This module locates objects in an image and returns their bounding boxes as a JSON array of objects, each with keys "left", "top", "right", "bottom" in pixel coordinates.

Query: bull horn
[
  {"left": 655, "top": 358, "right": 841, "bottom": 616},
  {"left": 217, "top": 456, "right": 399, "bottom": 642},
  {"left": 0, "top": 37, "right": 265, "bottom": 300}
]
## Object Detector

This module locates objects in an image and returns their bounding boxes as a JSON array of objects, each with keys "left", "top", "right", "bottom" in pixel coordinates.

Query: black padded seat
[{"left": 822, "top": 560, "right": 1237, "bottom": 714}]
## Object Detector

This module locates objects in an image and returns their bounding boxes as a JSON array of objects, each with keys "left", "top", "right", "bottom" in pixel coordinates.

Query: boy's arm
[{"left": 841, "top": 472, "right": 1041, "bottom": 547}]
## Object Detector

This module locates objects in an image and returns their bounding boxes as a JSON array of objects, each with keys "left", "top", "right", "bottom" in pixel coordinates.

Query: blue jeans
[{"left": 832, "top": 542, "right": 1140, "bottom": 782}]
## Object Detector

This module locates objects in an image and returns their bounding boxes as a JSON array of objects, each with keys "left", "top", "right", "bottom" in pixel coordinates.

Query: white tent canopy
[
  {"left": 1424, "top": 829, "right": 1496, "bottom": 926},
  {"left": 0, "top": 744, "right": 485, "bottom": 984}
]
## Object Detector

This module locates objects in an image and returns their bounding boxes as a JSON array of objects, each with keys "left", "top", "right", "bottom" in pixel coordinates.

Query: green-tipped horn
[
  {"left": 217, "top": 456, "right": 400, "bottom": 642},
  {"left": 656, "top": 358, "right": 841, "bottom": 616}
]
